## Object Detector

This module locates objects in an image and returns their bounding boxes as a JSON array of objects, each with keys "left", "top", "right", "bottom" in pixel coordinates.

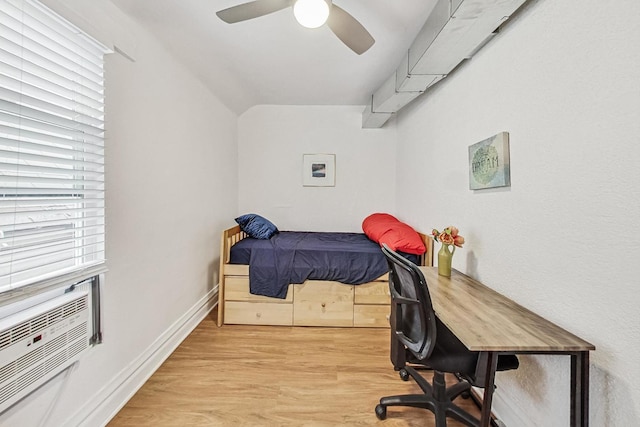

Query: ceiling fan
[{"left": 216, "top": 0, "right": 375, "bottom": 55}]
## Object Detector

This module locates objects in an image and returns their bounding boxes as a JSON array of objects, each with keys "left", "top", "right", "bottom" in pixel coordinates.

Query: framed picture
[
  {"left": 468, "top": 132, "right": 511, "bottom": 190},
  {"left": 302, "top": 154, "right": 335, "bottom": 187}
]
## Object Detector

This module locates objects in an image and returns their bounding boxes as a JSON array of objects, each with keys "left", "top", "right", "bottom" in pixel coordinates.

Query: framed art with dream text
[{"left": 468, "top": 132, "right": 511, "bottom": 190}]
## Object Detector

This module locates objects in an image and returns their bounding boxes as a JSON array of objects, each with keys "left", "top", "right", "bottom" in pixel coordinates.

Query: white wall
[
  {"left": 0, "top": 1, "right": 238, "bottom": 426},
  {"left": 395, "top": 0, "right": 640, "bottom": 425},
  {"left": 238, "top": 105, "right": 398, "bottom": 232}
]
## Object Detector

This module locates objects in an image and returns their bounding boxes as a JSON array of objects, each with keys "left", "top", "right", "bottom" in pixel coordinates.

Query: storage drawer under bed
[{"left": 222, "top": 276, "right": 390, "bottom": 327}]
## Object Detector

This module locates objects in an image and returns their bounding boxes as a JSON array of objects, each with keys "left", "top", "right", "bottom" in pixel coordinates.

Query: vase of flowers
[{"left": 432, "top": 226, "right": 465, "bottom": 277}]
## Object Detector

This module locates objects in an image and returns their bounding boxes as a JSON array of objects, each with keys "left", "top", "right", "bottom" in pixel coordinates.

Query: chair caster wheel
[
  {"left": 375, "top": 404, "right": 387, "bottom": 420},
  {"left": 399, "top": 368, "right": 410, "bottom": 381},
  {"left": 461, "top": 390, "right": 471, "bottom": 399}
]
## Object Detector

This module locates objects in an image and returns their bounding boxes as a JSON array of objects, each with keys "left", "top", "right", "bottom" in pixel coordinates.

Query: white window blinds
[{"left": 0, "top": 0, "right": 109, "bottom": 294}]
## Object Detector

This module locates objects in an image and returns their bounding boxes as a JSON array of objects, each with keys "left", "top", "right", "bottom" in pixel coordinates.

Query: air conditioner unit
[{"left": 0, "top": 291, "right": 90, "bottom": 413}]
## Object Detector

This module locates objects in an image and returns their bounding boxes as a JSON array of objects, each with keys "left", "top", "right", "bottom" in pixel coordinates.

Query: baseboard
[{"left": 61, "top": 285, "right": 219, "bottom": 427}]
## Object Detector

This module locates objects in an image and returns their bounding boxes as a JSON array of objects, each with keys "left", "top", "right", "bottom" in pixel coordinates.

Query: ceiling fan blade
[
  {"left": 216, "top": 0, "right": 292, "bottom": 24},
  {"left": 326, "top": 4, "right": 374, "bottom": 55}
]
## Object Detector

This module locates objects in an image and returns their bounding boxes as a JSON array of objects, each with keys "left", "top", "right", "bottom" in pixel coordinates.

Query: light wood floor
[{"left": 108, "top": 311, "right": 481, "bottom": 426}]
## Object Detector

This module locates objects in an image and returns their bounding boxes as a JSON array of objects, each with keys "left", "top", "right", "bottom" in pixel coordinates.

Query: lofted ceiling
[{"left": 108, "top": 0, "right": 437, "bottom": 114}]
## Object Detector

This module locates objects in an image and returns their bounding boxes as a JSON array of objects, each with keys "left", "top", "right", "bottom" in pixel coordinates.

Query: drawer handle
[
  {"left": 256, "top": 312, "right": 262, "bottom": 318},
  {"left": 321, "top": 303, "right": 326, "bottom": 308}
]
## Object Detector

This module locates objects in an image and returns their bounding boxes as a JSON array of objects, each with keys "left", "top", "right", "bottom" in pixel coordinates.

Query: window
[{"left": 0, "top": 0, "right": 109, "bottom": 295}]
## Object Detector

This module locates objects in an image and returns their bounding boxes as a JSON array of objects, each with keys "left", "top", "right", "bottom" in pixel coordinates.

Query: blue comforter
[{"left": 229, "top": 231, "right": 395, "bottom": 299}]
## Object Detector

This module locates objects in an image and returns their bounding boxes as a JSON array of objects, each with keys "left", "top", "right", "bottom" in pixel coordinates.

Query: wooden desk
[{"left": 398, "top": 267, "right": 595, "bottom": 427}]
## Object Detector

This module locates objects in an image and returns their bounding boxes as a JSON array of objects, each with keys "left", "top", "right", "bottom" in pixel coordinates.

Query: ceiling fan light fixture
[{"left": 293, "top": 0, "right": 330, "bottom": 29}]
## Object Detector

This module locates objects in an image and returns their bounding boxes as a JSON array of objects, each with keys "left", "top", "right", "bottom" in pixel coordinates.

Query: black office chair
[{"left": 375, "top": 245, "right": 519, "bottom": 426}]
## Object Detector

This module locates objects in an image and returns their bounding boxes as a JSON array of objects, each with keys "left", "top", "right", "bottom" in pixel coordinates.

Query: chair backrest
[{"left": 382, "top": 244, "right": 437, "bottom": 361}]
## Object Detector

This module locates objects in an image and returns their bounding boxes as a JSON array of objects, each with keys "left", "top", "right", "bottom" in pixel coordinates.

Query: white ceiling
[{"left": 108, "top": 0, "right": 437, "bottom": 114}]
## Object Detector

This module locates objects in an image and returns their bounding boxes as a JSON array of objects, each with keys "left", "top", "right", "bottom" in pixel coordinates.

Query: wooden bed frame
[{"left": 217, "top": 225, "right": 433, "bottom": 328}]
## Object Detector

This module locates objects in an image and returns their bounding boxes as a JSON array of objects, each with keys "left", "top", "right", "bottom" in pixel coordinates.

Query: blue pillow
[{"left": 235, "top": 214, "right": 278, "bottom": 239}]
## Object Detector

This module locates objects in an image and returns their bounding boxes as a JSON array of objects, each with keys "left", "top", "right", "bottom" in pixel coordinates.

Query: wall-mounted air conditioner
[{"left": 0, "top": 291, "right": 90, "bottom": 413}]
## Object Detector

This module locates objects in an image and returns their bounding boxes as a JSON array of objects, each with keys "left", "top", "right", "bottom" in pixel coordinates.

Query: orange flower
[
  {"left": 439, "top": 232, "right": 455, "bottom": 245},
  {"left": 432, "top": 226, "right": 465, "bottom": 248}
]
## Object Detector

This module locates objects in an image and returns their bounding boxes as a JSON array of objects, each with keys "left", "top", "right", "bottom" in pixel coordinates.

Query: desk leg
[
  {"left": 479, "top": 352, "right": 498, "bottom": 427},
  {"left": 571, "top": 352, "right": 589, "bottom": 427}
]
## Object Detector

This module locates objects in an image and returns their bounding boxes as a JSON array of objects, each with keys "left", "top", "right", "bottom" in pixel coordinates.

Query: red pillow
[
  {"left": 362, "top": 213, "right": 399, "bottom": 241},
  {"left": 362, "top": 213, "right": 426, "bottom": 255}
]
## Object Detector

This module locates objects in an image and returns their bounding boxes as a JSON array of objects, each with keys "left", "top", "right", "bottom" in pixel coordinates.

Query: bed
[{"left": 217, "top": 225, "right": 433, "bottom": 328}]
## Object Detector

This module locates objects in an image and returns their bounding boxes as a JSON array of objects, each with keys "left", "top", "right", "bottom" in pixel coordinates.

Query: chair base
[{"left": 375, "top": 366, "right": 480, "bottom": 427}]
